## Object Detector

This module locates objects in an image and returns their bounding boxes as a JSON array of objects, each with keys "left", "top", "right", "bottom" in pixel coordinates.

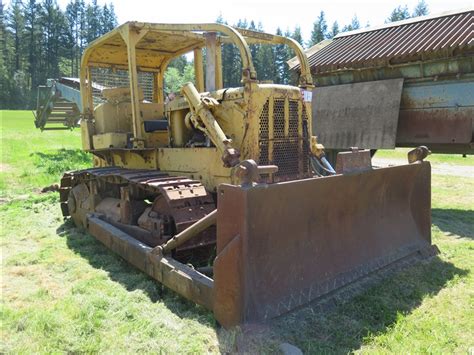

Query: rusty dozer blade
[
  {"left": 78, "top": 160, "right": 435, "bottom": 329},
  {"left": 213, "top": 161, "right": 435, "bottom": 327}
]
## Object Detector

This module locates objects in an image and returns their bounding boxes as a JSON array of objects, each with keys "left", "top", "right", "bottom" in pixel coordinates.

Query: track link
[{"left": 59, "top": 167, "right": 216, "bottom": 253}]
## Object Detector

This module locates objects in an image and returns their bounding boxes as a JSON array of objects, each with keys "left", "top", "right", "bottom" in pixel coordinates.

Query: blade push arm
[{"left": 181, "top": 82, "right": 240, "bottom": 167}]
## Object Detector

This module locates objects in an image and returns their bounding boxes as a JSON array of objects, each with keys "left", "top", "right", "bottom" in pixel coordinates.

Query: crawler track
[{"left": 59, "top": 167, "right": 216, "bottom": 260}]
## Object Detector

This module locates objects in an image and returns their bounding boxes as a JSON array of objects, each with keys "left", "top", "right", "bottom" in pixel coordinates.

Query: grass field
[{"left": 1, "top": 110, "right": 473, "bottom": 353}]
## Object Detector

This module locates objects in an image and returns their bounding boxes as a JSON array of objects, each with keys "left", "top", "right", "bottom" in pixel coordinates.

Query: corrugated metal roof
[{"left": 296, "top": 8, "right": 473, "bottom": 74}]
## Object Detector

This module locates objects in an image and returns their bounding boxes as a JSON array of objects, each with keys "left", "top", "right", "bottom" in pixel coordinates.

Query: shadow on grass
[
  {"left": 57, "top": 219, "right": 467, "bottom": 353},
  {"left": 57, "top": 220, "right": 216, "bottom": 328},
  {"left": 432, "top": 208, "right": 473, "bottom": 239},
  {"left": 31, "top": 149, "right": 92, "bottom": 175},
  {"left": 270, "top": 255, "right": 467, "bottom": 353}
]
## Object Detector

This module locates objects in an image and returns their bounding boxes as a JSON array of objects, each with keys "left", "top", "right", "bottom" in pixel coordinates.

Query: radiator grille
[
  {"left": 274, "top": 99, "right": 285, "bottom": 139},
  {"left": 259, "top": 100, "right": 269, "bottom": 140},
  {"left": 258, "top": 98, "right": 310, "bottom": 182}
]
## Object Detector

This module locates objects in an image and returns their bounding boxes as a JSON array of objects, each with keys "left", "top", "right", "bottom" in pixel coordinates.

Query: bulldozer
[{"left": 59, "top": 22, "right": 437, "bottom": 328}]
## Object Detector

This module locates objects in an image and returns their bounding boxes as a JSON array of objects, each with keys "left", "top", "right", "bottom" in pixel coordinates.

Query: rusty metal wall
[
  {"left": 397, "top": 78, "right": 474, "bottom": 152},
  {"left": 313, "top": 76, "right": 474, "bottom": 154},
  {"left": 312, "top": 79, "right": 404, "bottom": 149},
  {"left": 298, "top": 9, "right": 474, "bottom": 155}
]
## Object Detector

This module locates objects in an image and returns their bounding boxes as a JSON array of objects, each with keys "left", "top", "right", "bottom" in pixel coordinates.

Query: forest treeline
[
  {"left": 1, "top": 0, "right": 428, "bottom": 109},
  {"left": 0, "top": 0, "right": 117, "bottom": 108}
]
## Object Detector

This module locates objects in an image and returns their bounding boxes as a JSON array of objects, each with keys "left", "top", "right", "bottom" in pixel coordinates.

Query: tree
[
  {"left": 274, "top": 27, "right": 290, "bottom": 84},
  {"left": 66, "top": 0, "right": 80, "bottom": 76},
  {"left": 342, "top": 15, "right": 361, "bottom": 32},
  {"left": 255, "top": 43, "right": 275, "bottom": 82},
  {"left": 247, "top": 20, "right": 261, "bottom": 76},
  {"left": 285, "top": 27, "right": 302, "bottom": 85},
  {"left": 0, "top": 0, "right": 8, "bottom": 66},
  {"left": 40, "top": 0, "right": 69, "bottom": 81},
  {"left": 291, "top": 26, "right": 304, "bottom": 46},
  {"left": 217, "top": 15, "right": 239, "bottom": 87},
  {"left": 0, "top": 0, "right": 117, "bottom": 109},
  {"left": 309, "top": 11, "right": 328, "bottom": 46},
  {"left": 24, "top": 0, "right": 41, "bottom": 88},
  {"left": 164, "top": 64, "right": 194, "bottom": 94},
  {"left": 0, "top": 1, "right": 12, "bottom": 108},
  {"left": 6, "top": 0, "right": 25, "bottom": 72},
  {"left": 329, "top": 21, "right": 339, "bottom": 38},
  {"left": 85, "top": 0, "right": 101, "bottom": 42},
  {"left": 412, "top": 0, "right": 429, "bottom": 17},
  {"left": 101, "top": 3, "right": 117, "bottom": 34},
  {"left": 168, "top": 56, "right": 188, "bottom": 72},
  {"left": 386, "top": 5, "right": 410, "bottom": 22}
]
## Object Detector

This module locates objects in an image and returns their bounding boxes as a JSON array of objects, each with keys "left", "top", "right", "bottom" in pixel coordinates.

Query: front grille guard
[{"left": 258, "top": 98, "right": 310, "bottom": 182}]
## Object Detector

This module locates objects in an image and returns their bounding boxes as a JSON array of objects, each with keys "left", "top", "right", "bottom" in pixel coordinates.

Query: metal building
[{"left": 291, "top": 8, "right": 473, "bottom": 155}]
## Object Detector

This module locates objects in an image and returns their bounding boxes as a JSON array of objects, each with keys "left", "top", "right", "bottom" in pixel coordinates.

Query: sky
[{"left": 4, "top": 0, "right": 472, "bottom": 42}]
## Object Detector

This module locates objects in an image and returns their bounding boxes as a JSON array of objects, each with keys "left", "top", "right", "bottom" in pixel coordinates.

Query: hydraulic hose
[{"left": 311, "top": 155, "right": 336, "bottom": 176}]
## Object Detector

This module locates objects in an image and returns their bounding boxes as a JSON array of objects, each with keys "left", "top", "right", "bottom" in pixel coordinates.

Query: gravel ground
[{"left": 372, "top": 157, "right": 474, "bottom": 178}]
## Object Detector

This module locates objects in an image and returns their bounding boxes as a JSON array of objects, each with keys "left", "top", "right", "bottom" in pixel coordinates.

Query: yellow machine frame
[{"left": 78, "top": 22, "right": 316, "bottom": 191}]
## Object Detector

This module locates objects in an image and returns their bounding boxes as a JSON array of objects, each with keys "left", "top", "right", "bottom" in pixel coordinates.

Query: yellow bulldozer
[{"left": 59, "top": 22, "right": 436, "bottom": 328}]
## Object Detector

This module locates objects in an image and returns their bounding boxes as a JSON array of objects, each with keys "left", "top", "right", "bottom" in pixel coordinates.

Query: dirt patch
[
  {"left": 0, "top": 163, "right": 13, "bottom": 172},
  {"left": 373, "top": 158, "right": 474, "bottom": 178}
]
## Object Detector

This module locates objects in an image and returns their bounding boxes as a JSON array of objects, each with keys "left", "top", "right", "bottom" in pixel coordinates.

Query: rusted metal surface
[
  {"left": 159, "top": 209, "right": 217, "bottom": 254},
  {"left": 408, "top": 146, "right": 431, "bottom": 163},
  {"left": 235, "top": 160, "right": 279, "bottom": 186},
  {"left": 295, "top": 9, "right": 473, "bottom": 73},
  {"left": 335, "top": 149, "right": 372, "bottom": 174},
  {"left": 313, "top": 79, "right": 404, "bottom": 149},
  {"left": 396, "top": 79, "right": 474, "bottom": 153},
  {"left": 87, "top": 215, "right": 214, "bottom": 310},
  {"left": 61, "top": 161, "right": 435, "bottom": 328},
  {"left": 397, "top": 108, "right": 473, "bottom": 144},
  {"left": 214, "top": 162, "right": 432, "bottom": 326},
  {"left": 61, "top": 167, "right": 216, "bottom": 252}
]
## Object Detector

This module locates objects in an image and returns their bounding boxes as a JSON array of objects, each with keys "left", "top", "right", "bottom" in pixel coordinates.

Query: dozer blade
[{"left": 213, "top": 161, "right": 435, "bottom": 327}]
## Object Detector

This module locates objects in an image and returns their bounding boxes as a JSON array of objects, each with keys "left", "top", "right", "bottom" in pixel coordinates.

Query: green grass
[
  {"left": 375, "top": 148, "right": 473, "bottom": 166},
  {"left": 0, "top": 110, "right": 91, "bottom": 198},
  {"left": 1, "top": 110, "right": 473, "bottom": 353}
]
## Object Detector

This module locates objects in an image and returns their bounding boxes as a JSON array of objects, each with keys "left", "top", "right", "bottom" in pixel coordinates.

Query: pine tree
[
  {"left": 216, "top": 15, "right": 233, "bottom": 87},
  {"left": 101, "top": 3, "right": 117, "bottom": 34},
  {"left": 309, "top": 11, "right": 328, "bottom": 46},
  {"left": 386, "top": 5, "right": 410, "bottom": 23},
  {"left": 412, "top": 0, "right": 428, "bottom": 17},
  {"left": 23, "top": 0, "right": 41, "bottom": 94},
  {"left": 255, "top": 43, "right": 275, "bottom": 82},
  {"left": 274, "top": 27, "right": 290, "bottom": 84},
  {"left": 329, "top": 21, "right": 339, "bottom": 38},
  {"left": 342, "top": 15, "right": 361, "bottom": 32},
  {"left": 1, "top": 0, "right": 117, "bottom": 108},
  {"left": 0, "top": 1, "right": 12, "bottom": 108},
  {"left": 291, "top": 26, "right": 304, "bottom": 46},
  {"left": 6, "top": 0, "right": 25, "bottom": 72},
  {"left": 40, "top": 0, "right": 67, "bottom": 80},
  {"left": 85, "top": 0, "right": 101, "bottom": 42},
  {"left": 5, "top": 0, "right": 30, "bottom": 108},
  {"left": 66, "top": 0, "right": 79, "bottom": 76},
  {"left": 66, "top": 0, "right": 89, "bottom": 77},
  {"left": 247, "top": 20, "right": 261, "bottom": 78},
  {"left": 287, "top": 27, "right": 303, "bottom": 85},
  {"left": 0, "top": 1, "right": 8, "bottom": 67},
  {"left": 168, "top": 56, "right": 187, "bottom": 72}
]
